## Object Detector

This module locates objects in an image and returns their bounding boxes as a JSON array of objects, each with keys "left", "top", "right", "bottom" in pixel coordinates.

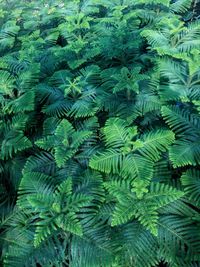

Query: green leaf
[
  {"left": 169, "top": 139, "right": 200, "bottom": 167},
  {"left": 181, "top": 169, "right": 200, "bottom": 206},
  {"left": 89, "top": 149, "right": 123, "bottom": 174},
  {"left": 138, "top": 129, "right": 175, "bottom": 161}
]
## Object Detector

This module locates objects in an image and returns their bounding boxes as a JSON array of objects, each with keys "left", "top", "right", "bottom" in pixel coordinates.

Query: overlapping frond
[{"left": 1, "top": 0, "right": 200, "bottom": 266}]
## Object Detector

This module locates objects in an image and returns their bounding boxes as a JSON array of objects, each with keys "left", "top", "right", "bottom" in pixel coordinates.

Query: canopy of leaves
[{"left": 0, "top": 0, "right": 200, "bottom": 267}]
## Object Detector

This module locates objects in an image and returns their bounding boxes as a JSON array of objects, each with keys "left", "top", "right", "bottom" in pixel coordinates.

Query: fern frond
[
  {"left": 159, "top": 59, "right": 187, "bottom": 84},
  {"left": 105, "top": 179, "right": 183, "bottom": 235},
  {"left": 0, "top": 70, "right": 15, "bottom": 96},
  {"left": 55, "top": 119, "right": 75, "bottom": 140},
  {"left": 35, "top": 136, "right": 55, "bottom": 151},
  {"left": 134, "top": 0, "right": 170, "bottom": 7},
  {"left": 1, "top": 132, "right": 32, "bottom": 160},
  {"left": 22, "top": 152, "right": 56, "bottom": 174},
  {"left": 147, "top": 183, "right": 184, "bottom": 207},
  {"left": 70, "top": 225, "right": 117, "bottom": 267},
  {"left": 141, "top": 30, "right": 170, "bottom": 48},
  {"left": 161, "top": 105, "right": 200, "bottom": 135},
  {"left": 170, "top": 0, "right": 193, "bottom": 13},
  {"left": 181, "top": 169, "right": 200, "bottom": 207},
  {"left": 169, "top": 139, "right": 200, "bottom": 167},
  {"left": 120, "top": 222, "right": 158, "bottom": 267},
  {"left": 138, "top": 129, "right": 175, "bottom": 162},
  {"left": 71, "top": 130, "right": 93, "bottom": 148},
  {"left": 158, "top": 214, "right": 200, "bottom": 262},
  {"left": 103, "top": 117, "right": 136, "bottom": 148},
  {"left": 1, "top": 0, "right": 200, "bottom": 265},
  {"left": 4, "top": 90, "right": 35, "bottom": 114},
  {"left": 89, "top": 149, "right": 123, "bottom": 174},
  {"left": 42, "top": 100, "right": 72, "bottom": 118},
  {"left": 121, "top": 154, "right": 154, "bottom": 180}
]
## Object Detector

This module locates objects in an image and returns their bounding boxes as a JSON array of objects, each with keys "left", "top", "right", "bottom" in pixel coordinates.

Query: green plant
[{"left": 0, "top": 0, "right": 200, "bottom": 266}]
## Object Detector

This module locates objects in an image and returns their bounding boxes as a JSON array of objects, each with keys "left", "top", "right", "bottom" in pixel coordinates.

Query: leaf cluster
[{"left": 0, "top": 0, "right": 200, "bottom": 267}]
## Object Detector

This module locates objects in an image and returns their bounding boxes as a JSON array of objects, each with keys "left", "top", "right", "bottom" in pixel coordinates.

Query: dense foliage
[{"left": 0, "top": 0, "right": 200, "bottom": 266}]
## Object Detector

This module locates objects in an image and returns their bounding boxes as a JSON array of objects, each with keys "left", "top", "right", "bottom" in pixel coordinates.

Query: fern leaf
[
  {"left": 169, "top": 139, "right": 200, "bottom": 167},
  {"left": 55, "top": 119, "right": 75, "bottom": 140},
  {"left": 72, "top": 130, "right": 93, "bottom": 148},
  {"left": 121, "top": 154, "right": 153, "bottom": 180},
  {"left": 103, "top": 117, "right": 135, "bottom": 148},
  {"left": 1, "top": 132, "right": 32, "bottom": 160},
  {"left": 170, "top": 0, "right": 193, "bottom": 13},
  {"left": 161, "top": 105, "right": 200, "bottom": 135},
  {"left": 89, "top": 149, "right": 123, "bottom": 174},
  {"left": 181, "top": 169, "right": 200, "bottom": 206},
  {"left": 35, "top": 136, "right": 55, "bottom": 151},
  {"left": 138, "top": 129, "right": 175, "bottom": 161},
  {"left": 54, "top": 146, "right": 75, "bottom": 168}
]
